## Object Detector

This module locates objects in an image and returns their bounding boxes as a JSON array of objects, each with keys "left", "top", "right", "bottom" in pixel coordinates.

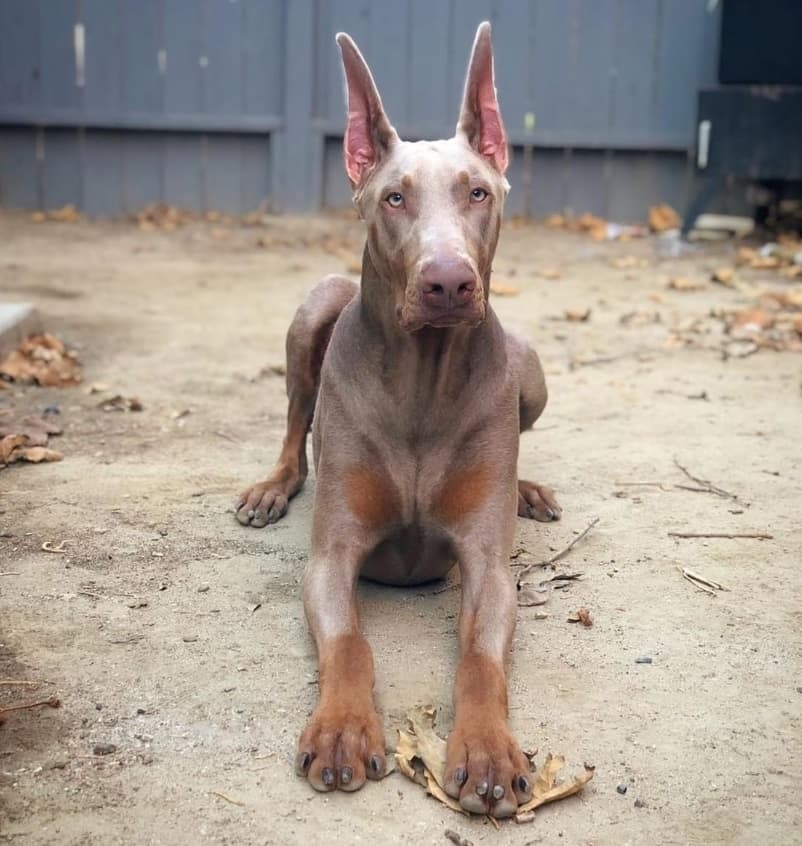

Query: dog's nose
[{"left": 419, "top": 257, "right": 477, "bottom": 308}]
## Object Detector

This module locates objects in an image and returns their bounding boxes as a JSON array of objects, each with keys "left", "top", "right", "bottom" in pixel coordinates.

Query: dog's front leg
[
  {"left": 444, "top": 550, "right": 533, "bottom": 817},
  {"left": 295, "top": 544, "right": 386, "bottom": 793}
]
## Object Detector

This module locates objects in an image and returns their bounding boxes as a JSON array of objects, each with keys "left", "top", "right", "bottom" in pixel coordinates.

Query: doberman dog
[{"left": 236, "top": 22, "right": 561, "bottom": 817}]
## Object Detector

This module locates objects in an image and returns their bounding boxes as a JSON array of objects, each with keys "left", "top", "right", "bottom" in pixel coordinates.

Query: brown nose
[{"left": 419, "top": 257, "right": 477, "bottom": 308}]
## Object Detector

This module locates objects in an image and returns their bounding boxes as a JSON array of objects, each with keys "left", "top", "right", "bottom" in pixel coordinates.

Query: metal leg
[{"left": 681, "top": 171, "right": 722, "bottom": 238}]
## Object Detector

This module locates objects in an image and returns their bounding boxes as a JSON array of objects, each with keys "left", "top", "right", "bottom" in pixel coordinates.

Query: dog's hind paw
[{"left": 517, "top": 480, "right": 562, "bottom": 522}]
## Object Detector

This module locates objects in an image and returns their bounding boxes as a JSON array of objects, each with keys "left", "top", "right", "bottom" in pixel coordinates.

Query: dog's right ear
[{"left": 336, "top": 33, "right": 399, "bottom": 189}]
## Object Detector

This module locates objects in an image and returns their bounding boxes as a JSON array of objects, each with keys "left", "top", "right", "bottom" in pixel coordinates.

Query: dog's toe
[{"left": 518, "top": 480, "right": 562, "bottom": 521}]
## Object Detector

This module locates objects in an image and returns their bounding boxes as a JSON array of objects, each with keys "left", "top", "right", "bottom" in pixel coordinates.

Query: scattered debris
[
  {"left": 543, "top": 212, "right": 646, "bottom": 241},
  {"left": 567, "top": 607, "right": 593, "bottom": 627},
  {"left": 490, "top": 281, "right": 520, "bottom": 296},
  {"left": 0, "top": 333, "right": 82, "bottom": 386},
  {"left": 534, "top": 267, "right": 562, "bottom": 280},
  {"left": 1, "top": 433, "right": 63, "bottom": 466},
  {"left": 634, "top": 798, "right": 648, "bottom": 808},
  {"left": 648, "top": 204, "right": 681, "bottom": 232},
  {"left": 673, "top": 458, "right": 741, "bottom": 503},
  {"left": 444, "top": 830, "right": 474, "bottom": 846},
  {"left": 678, "top": 567, "right": 727, "bottom": 596},
  {"left": 635, "top": 657, "right": 653, "bottom": 665},
  {"left": 98, "top": 395, "right": 144, "bottom": 413},
  {"left": 616, "top": 783, "right": 628, "bottom": 795},
  {"left": 42, "top": 541, "right": 68, "bottom": 553},
  {"left": 667, "top": 276, "right": 706, "bottom": 292},
  {"left": 515, "top": 518, "right": 599, "bottom": 586},
  {"left": 93, "top": 743, "right": 117, "bottom": 756},
  {"left": 395, "top": 707, "right": 593, "bottom": 818},
  {"left": 0, "top": 695, "right": 60, "bottom": 724},
  {"left": 210, "top": 790, "right": 246, "bottom": 807},
  {"left": 611, "top": 255, "right": 649, "bottom": 270},
  {"left": 669, "top": 532, "right": 771, "bottom": 540},
  {"left": 711, "top": 267, "right": 735, "bottom": 286},
  {"left": 31, "top": 205, "right": 82, "bottom": 224},
  {"left": 563, "top": 308, "right": 591, "bottom": 322}
]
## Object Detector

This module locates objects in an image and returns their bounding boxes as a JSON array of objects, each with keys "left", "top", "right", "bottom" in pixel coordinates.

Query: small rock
[
  {"left": 158, "top": 528, "right": 168, "bottom": 537},
  {"left": 43, "top": 404, "right": 61, "bottom": 416},
  {"left": 796, "top": 686, "right": 802, "bottom": 694},
  {"left": 616, "top": 783, "right": 628, "bottom": 795},
  {"left": 634, "top": 798, "right": 647, "bottom": 808},
  {"left": 515, "top": 811, "right": 536, "bottom": 824},
  {"left": 93, "top": 743, "right": 117, "bottom": 756},
  {"left": 127, "top": 599, "right": 148, "bottom": 609},
  {"left": 198, "top": 584, "right": 210, "bottom": 593},
  {"left": 95, "top": 703, "right": 103, "bottom": 711},
  {"left": 50, "top": 760, "right": 68, "bottom": 770},
  {"left": 635, "top": 656, "right": 653, "bottom": 664},
  {"left": 136, "top": 708, "right": 146, "bottom": 715},
  {"left": 182, "top": 635, "right": 198, "bottom": 643}
]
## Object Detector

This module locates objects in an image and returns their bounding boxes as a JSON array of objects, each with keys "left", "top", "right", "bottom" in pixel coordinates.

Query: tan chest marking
[
  {"left": 344, "top": 465, "right": 401, "bottom": 530},
  {"left": 433, "top": 463, "right": 491, "bottom": 524}
]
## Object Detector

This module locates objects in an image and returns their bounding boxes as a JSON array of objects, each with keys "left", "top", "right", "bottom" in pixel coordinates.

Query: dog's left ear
[{"left": 456, "top": 22, "right": 508, "bottom": 175}]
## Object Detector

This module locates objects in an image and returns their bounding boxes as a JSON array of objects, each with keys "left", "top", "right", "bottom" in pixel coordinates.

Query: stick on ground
[
  {"left": 516, "top": 518, "right": 599, "bottom": 585},
  {"left": 668, "top": 532, "right": 772, "bottom": 540}
]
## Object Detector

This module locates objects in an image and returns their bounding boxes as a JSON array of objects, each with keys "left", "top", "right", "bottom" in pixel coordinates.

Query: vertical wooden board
[
  {"left": 407, "top": 0, "right": 451, "bottom": 134},
  {"left": 530, "top": 0, "right": 576, "bottom": 133},
  {"left": 322, "top": 137, "right": 351, "bottom": 209},
  {"left": 82, "top": 0, "right": 123, "bottom": 117},
  {"left": 507, "top": 147, "right": 567, "bottom": 217},
  {"left": 240, "top": 135, "right": 271, "bottom": 212},
  {"left": 569, "top": 2, "right": 617, "bottom": 139},
  {"left": 0, "top": 0, "right": 42, "bottom": 109},
  {"left": 82, "top": 130, "right": 123, "bottom": 217},
  {"left": 203, "top": 134, "right": 242, "bottom": 213},
  {"left": 202, "top": 0, "right": 244, "bottom": 116},
  {"left": 650, "top": 151, "right": 693, "bottom": 214},
  {"left": 42, "top": 129, "right": 83, "bottom": 209},
  {"left": 162, "top": 132, "right": 202, "bottom": 210},
  {"left": 367, "top": 1, "right": 409, "bottom": 127},
  {"left": 0, "top": 129, "right": 39, "bottom": 209},
  {"left": 163, "top": 0, "right": 203, "bottom": 115},
  {"left": 121, "top": 133, "right": 163, "bottom": 213},
  {"left": 321, "top": 0, "right": 371, "bottom": 126},
  {"left": 607, "top": 151, "right": 657, "bottom": 221},
  {"left": 565, "top": 150, "right": 608, "bottom": 217},
  {"left": 492, "top": 0, "right": 534, "bottom": 138},
  {"left": 241, "top": 0, "right": 284, "bottom": 117},
  {"left": 121, "top": 0, "right": 163, "bottom": 114},
  {"left": 449, "top": 0, "right": 492, "bottom": 115},
  {"left": 609, "top": 0, "right": 659, "bottom": 136},
  {"left": 40, "top": 0, "right": 81, "bottom": 112}
]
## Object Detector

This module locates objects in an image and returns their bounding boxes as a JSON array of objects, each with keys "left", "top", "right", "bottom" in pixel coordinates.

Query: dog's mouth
[{"left": 398, "top": 301, "right": 486, "bottom": 332}]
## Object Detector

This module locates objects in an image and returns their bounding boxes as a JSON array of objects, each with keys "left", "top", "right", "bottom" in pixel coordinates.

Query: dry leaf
[
  {"left": 750, "top": 256, "right": 782, "bottom": 270},
  {"left": 711, "top": 267, "right": 735, "bottom": 286},
  {"left": 517, "top": 586, "right": 549, "bottom": 607},
  {"left": 567, "top": 607, "right": 593, "bottom": 627},
  {"left": 30, "top": 211, "right": 47, "bottom": 223},
  {"left": 730, "top": 308, "right": 775, "bottom": 331},
  {"left": 610, "top": 256, "right": 646, "bottom": 270},
  {"left": 517, "top": 754, "right": 595, "bottom": 815},
  {"left": 490, "top": 281, "right": 520, "bottom": 296},
  {"left": 779, "top": 265, "right": 802, "bottom": 280},
  {"left": 667, "top": 277, "right": 706, "bottom": 291},
  {"left": 648, "top": 203, "right": 681, "bottom": 232},
  {"left": 0, "top": 434, "right": 28, "bottom": 463},
  {"left": 545, "top": 214, "right": 566, "bottom": 229},
  {"left": 0, "top": 333, "right": 82, "bottom": 387},
  {"left": 48, "top": 204, "right": 81, "bottom": 223},
  {"left": 564, "top": 308, "right": 591, "bottom": 322},
  {"left": 534, "top": 268, "right": 561, "bottom": 280},
  {"left": 735, "top": 247, "right": 758, "bottom": 266},
  {"left": 12, "top": 446, "right": 63, "bottom": 464}
]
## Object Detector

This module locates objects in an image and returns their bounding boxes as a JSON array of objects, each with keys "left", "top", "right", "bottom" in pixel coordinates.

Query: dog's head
[{"left": 337, "top": 23, "right": 509, "bottom": 332}]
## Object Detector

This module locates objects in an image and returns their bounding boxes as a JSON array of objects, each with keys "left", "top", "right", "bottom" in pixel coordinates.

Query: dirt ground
[{"left": 0, "top": 209, "right": 800, "bottom": 846}]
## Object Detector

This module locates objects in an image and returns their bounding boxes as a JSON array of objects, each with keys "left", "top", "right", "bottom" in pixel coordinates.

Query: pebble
[
  {"left": 182, "top": 635, "right": 198, "bottom": 643},
  {"left": 634, "top": 798, "right": 647, "bottom": 808},
  {"left": 95, "top": 703, "right": 103, "bottom": 711},
  {"left": 616, "top": 783, "right": 628, "bottom": 795},
  {"left": 93, "top": 743, "right": 117, "bottom": 756},
  {"left": 197, "top": 584, "right": 210, "bottom": 593},
  {"left": 635, "top": 656, "right": 653, "bottom": 664}
]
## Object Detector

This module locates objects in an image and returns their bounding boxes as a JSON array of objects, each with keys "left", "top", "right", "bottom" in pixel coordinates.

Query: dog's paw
[
  {"left": 295, "top": 703, "right": 386, "bottom": 792},
  {"left": 444, "top": 719, "right": 533, "bottom": 817},
  {"left": 517, "top": 480, "right": 562, "bottom": 522},
  {"left": 235, "top": 482, "right": 290, "bottom": 527}
]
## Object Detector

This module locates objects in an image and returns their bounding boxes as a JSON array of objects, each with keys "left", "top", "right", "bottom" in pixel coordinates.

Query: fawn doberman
[{"left": 236, "top": 22, "right": 561, "bottom": 817}]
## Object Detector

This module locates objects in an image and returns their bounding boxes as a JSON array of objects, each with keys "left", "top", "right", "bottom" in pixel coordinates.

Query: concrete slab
[{"left": 0, "top": 302, "right": 41, "bottom": 359}]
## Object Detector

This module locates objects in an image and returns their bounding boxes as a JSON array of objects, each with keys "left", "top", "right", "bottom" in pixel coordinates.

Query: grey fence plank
[
  {"left": 367, "top": 0, "right": 409, "bottom": 127},
  {"left": 82, "top": 130, "right": 123, "bottom": 216},
  {"left": 0, "top": 0, "right": 43, "bottom": 109},
  {"left": 407, "top": 0, "right": 452, "bottom": 132},
  {"left": 202, "top": 0, "right": 244, "bottom": 116},
  {"left": 122, "top": 0, "right": 163, "bottom": 114},
  {"left": 0, "top": 128, "right": 39, "bottom": 208},
  {"left": 240, "top": 135, "right": 271, "bottom": 212},
  {"left": 163, "top": 0, "right": 203, "bottom": 115},
  {"left": 42, "top": 128, "right": 82, "bottom": 208},
  {"left": 204, "top": 134, "right": 243, "bottom": 213},
  {"left": 163, "top": 132, "right": 202, "bottom": 210},
  {"left": 121, "top": 133, "right": 163, "bottom": 212},
  {"left": 41, "top": 0, "right": 81, "bottom": 112},
  {"left": 242, "top": 0, "right": 284, "bottom": 117},
  {"left": 83, "top": 0, "right": 123, "bottom": 116}
]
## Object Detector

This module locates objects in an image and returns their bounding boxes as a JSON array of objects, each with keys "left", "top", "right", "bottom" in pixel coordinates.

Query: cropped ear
[
  {"left": 456, "top": 22, "right": 509, "bottom": 174},
  {"left": 336, "top": 33, "right": 400, "bottom": 189}
]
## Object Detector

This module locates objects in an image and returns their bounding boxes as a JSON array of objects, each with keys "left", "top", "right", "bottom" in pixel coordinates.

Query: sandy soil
[{"left": 0, "top": 210, "right": 800, "bottom": 846}]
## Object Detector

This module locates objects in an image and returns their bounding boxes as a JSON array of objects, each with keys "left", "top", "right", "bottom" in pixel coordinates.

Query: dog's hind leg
[{"left": 236, "top": 275, "right": 358, "bottom": 527}]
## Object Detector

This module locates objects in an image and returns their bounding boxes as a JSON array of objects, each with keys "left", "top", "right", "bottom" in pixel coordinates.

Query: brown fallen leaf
[
  {"left": 667, "top": 276, "right": 706, "bottom": 291},
  {"left": 0, "top": 333, "right": 82, "bottom": 387},
  {"left": 396, "top": 707, "right": 593, "bottom": 818},
  {"left": 48, "top": 204, "right": 81, "bottom": 223},
  {"left": 567, "top": 607, "right": 593, "bottom": 627},
  {"left": 1, "top": 434, "right": 63, "bottom": 465},
  {"left": 711, "top": 267, "right": 735, "bottom": 286},
  {"left": 563, "top": 308, "right": 591, "bottom": 322},
  {"left": 730, "top": 308, "right": 775, "bottom": 331},
  {"left": 648, "top": 203, "right": 681, "bottom": 232},
  {"left": 516, "top": 754, "right": 595, "bottom": 816},
  {"left": 534, "top": 268, "right": 561, "bottom": 280},
  {"left": 517, "top": 586, "right": 549, "bottom": 607},
  {"left": 0, "top": 434, "right": 28, "bottom": 463},
  {"left": 792, "top": 314, "right": 802, "bottom": 336},
  {"left": 610, "top": 256, "right": 647, "bottom": 270},
  {"left": 735, "top": 247, "right": 758, "bottom": 266},
  {"left": 779, "top": 265, "right": 802, "bottom": 280},
  {"left": 545, "top": 214, "right": 566, "bottom": 228},
  {"left": 749, "top": 256, "right": 782, "bottom": 270},
  {"left": 490, "top": 281, "right": 520, "bottom": 296}
]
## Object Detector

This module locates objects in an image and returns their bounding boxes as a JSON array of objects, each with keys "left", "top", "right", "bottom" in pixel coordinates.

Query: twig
[
  {"left": 673, "top": 458, "right": 740, "bottom": 502},
  {"left": 0, "top": 680, "right": 46, "bottom": 687},
  {"left": 516, "top": 518, "right": 599, "bottom": 585},
  {"left": 0, "top": 572, "right": 21, "bottom": 576},
  {"left": 679, "top": 567, "right": 727, "bottom": 594},
  {"left": 41, "top": 540, "right": 68, "bottom": 553},
  {"left": 444, "top": 831, "right": 474, "bottom": 846},
  {"left": 668, "top": 532, "right": 772, "bottom": 540},
  {"left": 214, "top": 430, "right": 238, "bottom": 444},
  {"left": 209, "top": 790, "right": 245, "bottom": 807},
  {"left": 0, "top": 696, "right": 60, "bottom": 715}
]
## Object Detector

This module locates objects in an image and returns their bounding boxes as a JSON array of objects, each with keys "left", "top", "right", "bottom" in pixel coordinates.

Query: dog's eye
[
  {"left": 385, "top": 192, "right": 404, "bottom": 208},
  {"left": 470, "top": 188, "right": 488, "bottom": 203}
]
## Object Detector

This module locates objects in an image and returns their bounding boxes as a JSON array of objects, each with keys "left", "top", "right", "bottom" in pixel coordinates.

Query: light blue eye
[
  {"left": 386, "top": 192, "right": 404, "bottom": 208},
  {"left": 470, "top": 188, "right": 488, "bottom": 202}
]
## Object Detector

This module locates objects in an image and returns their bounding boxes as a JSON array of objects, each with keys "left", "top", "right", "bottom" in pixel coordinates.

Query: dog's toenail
[
  {"left": 492, "top": 784, "right": 504, "bottom": 799},
  {"left": 322, "top": 767, "right": 335, "bottom": 786},
  {"left": 518, "top": 775, "right": 530, "bottom": 792},
  {"left": 454, "top": 767, "right": 467, "bottom": 785},
  {"left": 247, "top": 509, "right": 254, "bottom": 518},
  {"left": 476, "top": 780, "right": 488, "bottom": 796},
  {"left": 299, "top": 752, "right": 311, "bottom": 772},
  {"left": 340, "top": 766, "right": 352, "bottom": 785},
  {"left": 369, "top": 755, "right": 383, "bottom": 775}
]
